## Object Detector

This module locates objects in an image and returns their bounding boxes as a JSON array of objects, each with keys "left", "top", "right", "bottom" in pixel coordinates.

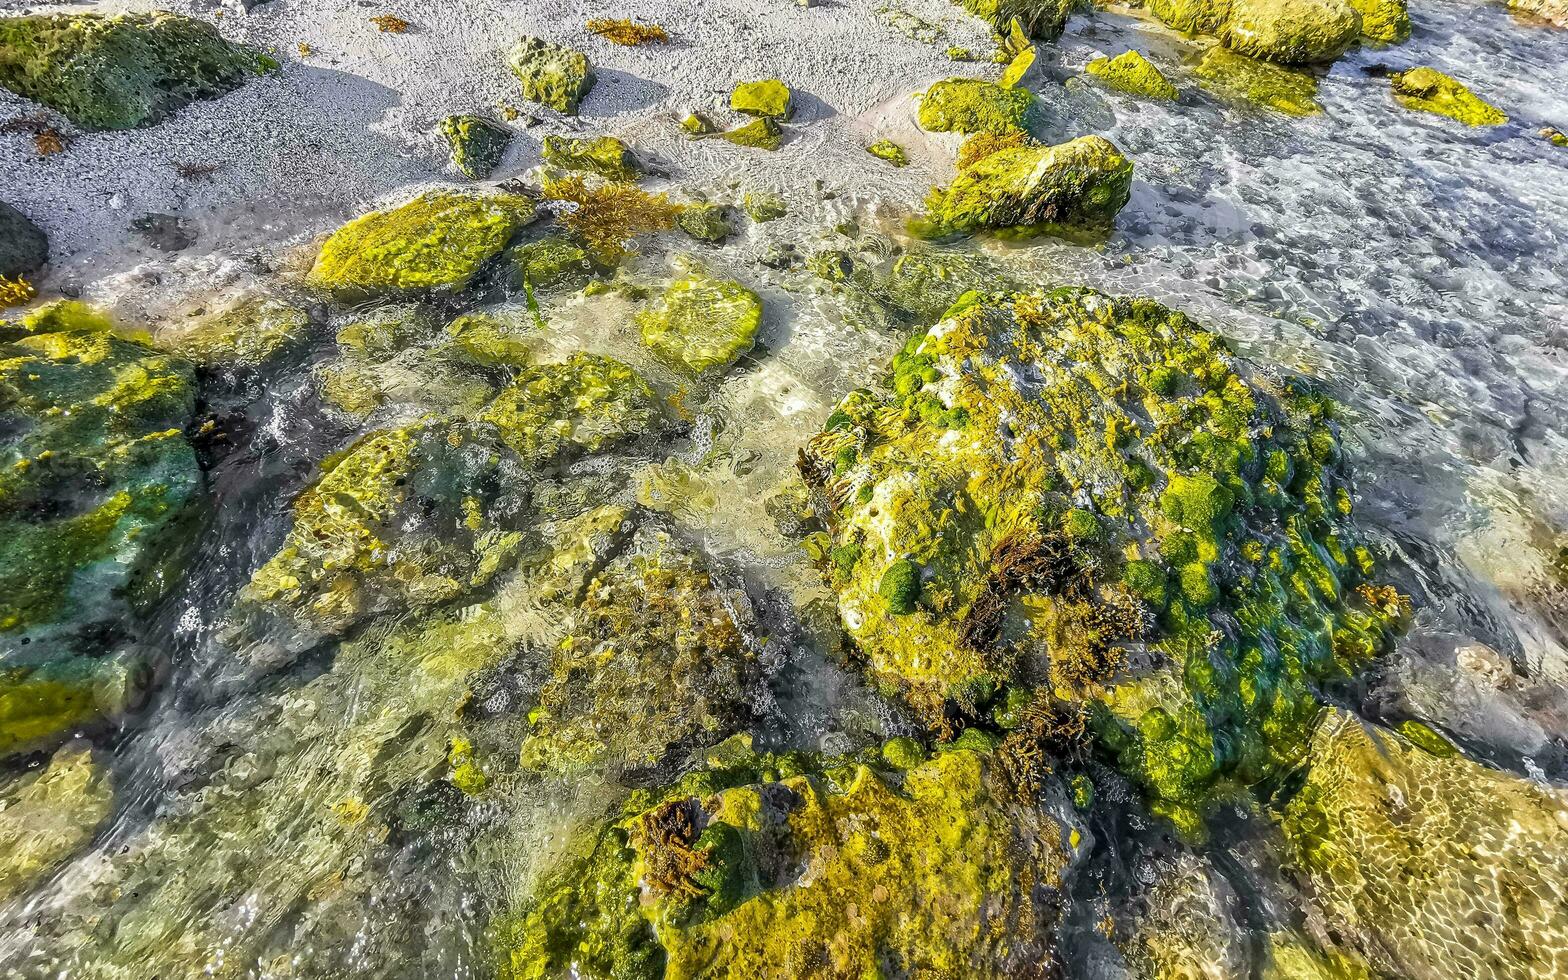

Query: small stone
[
  {"left": 677, "top": 203, "right": 733, "bottom": 243},
  {"left": 920, "top": 134, "right": 1133, "bottom": 236},
  {"left": 1085, "top": 50, "right": 1180, "bottom": 100},
  {"left": 682, "top": 111, "right": 718, "bottom": 135},
  {"left": 730, "top": 79, "right": 793, "bottom": 119},
  {"left": 507, "top": 35, "right": 594, "bottom": 114},
  {"left": 1390, "top": 66, "right": 1508, "bottom": 127},
  {"left": 866, "top": 139, "right": 910, "bottom": 166},
  {"left": 440, "top": 114, "right": 513, "bottom": 180},
  {"left": 742, "top": 191, "right": 788, "bottom": 223}
]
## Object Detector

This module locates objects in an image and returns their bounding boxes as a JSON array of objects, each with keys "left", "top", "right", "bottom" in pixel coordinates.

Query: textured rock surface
[
  {"left": 1194, "top": 46, "right": 1324, "bottom": 115},
  {"left": 918, "top": 78, "right": 1036, "bottom": 135},
  {"left": 637, "top": 269, "right": 763, "bottom": 375},
  {"left": 0, "top": 742, "right": 112, "bottom": 903},
  {"left": 953, "top": 0, "right": 1078, "bottom": 39},
  {"left": 0, "top": 203, "right": 48, "bottom": 279},
  {"left": 508, "top": 36, "right": 594, "bottom": 114},
  {"left": 1148, "top": 0, "right": 1363, "bottom": 63},
  {"left": 1391, "top": 67, "right": 1509, "bottom": 126},
  {"left": 441, "top": 114, "right": 513, "bottom": 180},
  {"left": 1086, "top": 51, "right": 1180, "bottom": 100},
  {"left": 920, "top": 135, "right": 1134, "bottom": 236},
  {"left": 541, "top": 134, "right": 642, "bottom": 182}
]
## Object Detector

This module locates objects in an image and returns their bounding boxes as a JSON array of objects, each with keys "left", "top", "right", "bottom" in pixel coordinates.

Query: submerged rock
[
  {"left": 1279, "top": 709, "right": 1568, "bottom": 978},
  {"left": 741, "top": 191, "right": 788, "bottom": 223},
  {"left": 919, "top": 134, "right": 1133, "bottom": 237},
  {"left": 170, "top": 296, "right": 310, "bottom": 369},
  {"left": 0, "top": 203, "right": 48, "bottom": 279},
  {"left": 1148, "top": 0, "right": 1363, "bottom": 64},
  {"left": 637, "top": 269, "right": 763, "bottom": 375},
  {"left": 481, "top": 353, "right": 663, "bottom": 462},
  {"left": 1510, "top": 0, "right": 1568, "bottom": 25},
  {"left": 729, "top": 79, "right": 793, "bottom": 119},
  {"left": 0, "top": 654, "right": 148, "bottom": 760},
  {"left": 676, "top": 203, "right": 733, "bottom": 243},
  {"left": 952, "top": 0, "right": 1077, "bottom": 39},
  {"left": 305, "top": 191, "right": 535, "bottom": 298},
  {"left": 441, "top": 114, "right": 514, "bottom": 180},
  {"left": 500, "top": 742, "right": 1081, "bottom": 978},
  {"left": 1194, "top": 46, "right": 1324, "bottom": 115},
  {"left": 0, "top": 12, "right": 276, "bottom": 130},
  {"left": 799, "top": 288, "right": 1406, "bottom": 827},
  {"left": 719, "top": 116, "right": 783, "bottom": 150},
  {"left": 508, "top": 36, "right": 594, "bottom": 114},
  {"left": 0, "top": 741, "right": 113, "bottom": 902},
  {"left": 917, "top": 78, "right": 1036, "bottom": 135},
  {"left": 541, "top": 134, "right": 642, "bottom": 182},
  {"left": 508, "top": 235, "right": 598, "bottom": 291},
  {"left": 1390, "top": 66, "right": 1508, "bottom": 126},
  {"left": 1086, "top": 50, "right": 1180, "bottom": 100}
]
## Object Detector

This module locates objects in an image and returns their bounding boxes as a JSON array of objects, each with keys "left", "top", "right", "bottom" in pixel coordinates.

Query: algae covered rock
[
  {"left": 501, "top": 743, "right": 1080, "bottom": 979},
  {"left": 953, "top": 0, "right": 1078, "bottom": 39},
  {"left": 676, "top": 203, "right": 733, "bottom": 243},
  {"left": 0, "top": 11, "right": 276, "bottom": 130},
  {"left": 718, "top": 116, "right": 783, "bottom": 150},
  {"left": 1390, "top": 66, "right": 1508, "bottom": 126},
  {"left": 0, "top": 202, "right": 48, "bottom": 279},
  {"left": 729, "top": 79, "right": 792, "bottom": 119},
  {"left": 920, "top": 134, "right": 1133, "bottom": 237},
  {"left": 1279, "top": 709, "right": 1568, "bottom": 979},
  {"left": 918, "top": 78, "right": 1036, "bottom": 135},
  {"left": 508, "top": 236, "right": 598, "bottom": 291},
  {"left": 481, "top": 353, "right": 662, "bottom": 463},
  {"left": 519, "top": 528, "right": 763, "bottom": 773},
  {"left": 637, "top": 270, "right": 763, "bottom": 375},
  {"left": 1347, "top": 0, "right": 1410, "bottom": 42},
  {"left": 171, "top": 296, "right": 310, "bottom": 369},
  {"left": 1194, "top": 46, "right": 1323, "bottom": 115},
  {"left": 508, "top": 36, "right": 594, "bottom": 114},
  {"left": 0, "top": 741, "right": 112, "bottom": 902},
  {"left": 1086, "top": 50, "right": 1180, "bottom": 100},
  {"left": 866, "top": 138, "right": 910, "bottom": 166},
  {"left": 541, "top": 134, "right": 642, "bottom": 183},
  {"left": 1510, "top": 0, "right": 1568, "bottom": 25},
  {"left": 306, "top": 191, "right": 535, "bottom": 298},
  {"left": 1221, "top": 0, "right": 1362, "bottom": 63},
  {"left": 799, "top": 288, "right": 1406, "bottom": 820},
  {"left": 441, "top": 114, "right": 513, "bottom": 180}
]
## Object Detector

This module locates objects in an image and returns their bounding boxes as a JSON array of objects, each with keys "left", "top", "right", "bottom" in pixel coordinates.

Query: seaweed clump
[
  {"left": 541, "top": 175, "right": 680, "bottom": 261},
  {"left": 798, "top": 287, "right": 1408, "bottom": 831}
]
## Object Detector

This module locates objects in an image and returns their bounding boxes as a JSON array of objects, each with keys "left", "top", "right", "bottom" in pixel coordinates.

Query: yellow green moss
[
  {"left": 729, "top": 79, "right": 792, "bottom": 120},
  {"left": 1194, "top": 46, "right": 1324, "bottom": 115},
  {"left": 1390, "top": 66, "right": 1508, "bottom": 126},
  {"left": 636, "top": 270, "right": 763, "bottom": 375},
  {"left": 480, "top": 353, "right": 661, "bottom": 463},
  {"left": 1085, "top": 50, "right": 1179, "bottom": 100},
  {"left": 920, "top": 134, "right": 1133, "bottom": 237},
  {"left": 918, "top": 78, "right": 1036, "bottom": 134}
]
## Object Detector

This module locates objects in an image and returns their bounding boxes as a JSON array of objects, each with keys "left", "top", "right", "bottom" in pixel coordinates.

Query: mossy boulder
[
  {"left": 1086, "top": 51, "right": 1180, "bottom": 100},
  {"left": 729, "top": 79, "right": 792, "bottom": 120},
  {"left": 541, "top": 134, "right": 642, "bottom": 183},
  {"left": 0, "top": 741, "right": 113, "bottom": 902},
  {"left": 441, "top": 115, "right": 513, "bottom": 180},
  {"left": 305, "top": 191, "right": 535, "bottom": 299},
  {"left": 917, "top": 78, "right": 1036, "bottom": 135},
  {"left": 719, "top": 117, "right": 783, "bottom": 150},
  {"left": 519, "top": 528, "right": 762, "bottom": 774},
  {"left": 0, "top": 203, "right": 47, "bottom": 279},
  {"left": 953, "top": 0, "right": 1078, "bottom": 39},
  {"left": 334, "top": 304, "right": 437, "bottom": 359},
  {"left": 0, "top": 12, "right": 276, "bottom": 131},
  {"left": 481, "top": 353, "right": 662, "bottom": 463},
  {"left": 1194, "top": 46, "right": 1323, "bottom": 115},
  {"left": 170, "top": 297, "right": 310, "bottom": 369},
  {"left": 508, "top": 36, "right": 594, "bottom": 114},
  {"left": 798, "top": 288, "right": 1406, "bottom": 820},
  {"left": 637, "top": 270, "right": 763, "bottom": 375},
  {"left": 1347, "top": 0, "right": 1410, "bottom": 42},
  {"left": 1279, "top": 709, "right": 1568, "bottom": 978},
  {"left": 676, "top": 203, "right": 733, "bottom": 243},
  {"left": 1390, "top": 67, "right": 1508, "bottom": 126},
  {"left": 508, "top": 236, "right": 598, "bottom": 292},
  {"left": 1148, "top": 0, "right": 1361, "bottom": 64},
  {"left": 500, "top": 743, "right": 1080, "bottom": 979},
  {"left": 919, "top": 134, "right": 1133, "bottom": 237}
]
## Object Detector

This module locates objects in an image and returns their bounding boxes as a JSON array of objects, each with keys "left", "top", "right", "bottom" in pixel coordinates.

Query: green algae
[
  {"left": 1147, "top": 0, "right": 1361, "bottom": 64},
  {"left": 481, "top": 353, "right": 662, "bottom": 463},
  {"left": 0, "top": 741, "right": 112, "bottom": 902},
  {"left": 953, "top": 0, "right": 1077, "bottom": 39},
  {"left": 334, "top": 304, "right": 437, "bottom": 359},
  {"left": 729, "top": 79, "right": 792, "bottom": 119},
  {"left": 798, "top": 288, "right": 1407, "bottom": 822},
  {"left": 1194, "top": 46, "right": 1324, "bottom": 115},
  {"left": 306, "top": 191, "right": 535, "bottom": 298},
  {"left": 919, "top": 134, "right": 1134, "bottom": 237},
  {"left": 1086, "top": 50, "right": 1180, "bottom": 100},
  {"left": 866, "top": 138, "right": 911, "bottom": 166},
  {"left": 741, "top": 192, "right": 788, "bottom": 223},
  {"left": 509, "top": 236, "right": 598, "bottom": 292},
  {"left": 675, "top": 203, "right": 732, "bottom": 243},
  {"left": 542, "top": 135, "right": 642, "bottom": 183},
  {"left": 508, "top": 36, "right": 594, "bottom": 114},
  {"left": 637, "top": 270, "right": 763, "bottom": 375},
  {"left": 1390, "top": 66, "right": 1509, "bottom": 127},
  {"left": 0, "top": 12, "right": 275, "bottom": 130},
  {"left": 1347, "top": 0, "right": 1410, "bottom": 42},
  {"left": 441, "top": 114, "right": 514, "bottom": 179},
  {"left": 172, "top": 297, "right": 310, "bottom": 369},
  {"left": 718, "top": 116, "right": 783, "bottom": 150},
  {"left": 917, "top": 78, "right": 1035, "bottom": 134}
]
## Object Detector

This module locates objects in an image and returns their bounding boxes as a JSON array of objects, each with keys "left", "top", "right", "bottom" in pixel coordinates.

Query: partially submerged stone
[
  {"left": 541, "top": 134, "right": 642, "bottom": 183},
  {"left": 508, "top": 235, "right": 597, "bottom": 291},
  {"left": 1279, "top": 709, "right": 1568, "bottom": 978},
  {"left": 1510, "top": 0, "right": 1568, "bottom": 25},
  {"left": 501, "top": 743, "right": 1080, "bottom": 978},
  {"left": 0, "top": 742, "right": 113, "bottom": 902},
  {"left": 171, "top": 296, "right": 310, "bottom": 369},
  {"left": 0, "top": 655, "right": 147, "bottom": 760},
  {"left": 952, "top": 0, "right": 1077, "bottom": 39},
  {"left": 0, "top": 203, "right": 47, "bottom": 279},
  {"left": 918, "top": 78, "right": 1035, "bottom": 134},
  {"left": 1390, "top": 66, "right": 1508, "bottom": 126},
  {"left": 1347, "top": 0, "right": 1410, "bottom": 42},
  {"left": 481, "top": 353, "right": 662, "bottom": 462},
  {"left": 1148, "top": 0, "right": 1362, "bottom": 64},
  {"left": 799, "top": 288, "right": 1406, "bottom": 822},
  {"left": 1086, "top": 50, "right": 1180, "bottom": 100},
  {"left": 0, "top": 12, "right": 276, "bottom": 130},
  {"left": 305, "top": 191, "right": 535, "bottom": 298},
  {"left": 919, "top": 134, "right": 1133, "bottom": 237},
  {"left": 637, "top": 270, "right": 763, "bottom": 375},
  {"left": 729, "top": 79, "right": 792, "bottom": 119},
  {"left": 1194, "top": 46, "right": 1323, "bottom": 115},
  {"left": 441, "top": 114, "right": 513, "bottom": 180},
  {"left": 866, "top": 138, "right": 910, "bottom": 166},
  {"left": 676, "top": 203, "right": 733, "bottom": 243},
  {"left": 719, "top": 116, "right": 783, "bottom": 150},
  {"left": 334, "top": 303, "right": 437, "bottom": 359},
  {"left": 741, "top": 191, "right": 788, "bottom": 223},
  {"left": 507, "top": 36, "right": 594, "bottom": 114}
]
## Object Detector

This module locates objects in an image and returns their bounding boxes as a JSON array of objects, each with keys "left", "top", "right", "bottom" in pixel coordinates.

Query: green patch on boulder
[
  {"left": 867, "top": 138, "right": 910, "bottom": 166},
  {"left": 918, "top": 134, "right": 1133, "bottom": 237},
  {"left": 637, "top": 270, "right": 763, "bottom": 375},
  {"left": 441, "top": 115, "right": 513, "bottom": 180},
  {"left": 0, "top": 11, "right": 276, "bottom": 130},
  {"left": 729, "top": 79, "right": 792, "bottom": 119},
  {"left": 508, "top": 236, "right": 598, "bottom": 292},
  {"left": 1347, "top": 0, "right": 1410, "bottom": 42},
  {"left": 0, "top": 742, "right": 112, "bottom": 902},
  {"left": 1148, "top": 0, "right": 1361, "bottom": 64},
  {"left": 917, "top": 78, "right": 1035, "bottom": 134},
  {"left": 1086, "top": 50, "right": 1180, "bottom": 100},
  {"left": 508, "top": 36, "right": 594, "bottom": 114},
  {"left": 541, "top": 134, "right": 642, "bottom": 183},
  {"left": 953, "top": 0, "right": 1077, "bottom": 39},
  {"left": 306, "top": 191, "right": 535, "bottom": 299},
  {"left": 719, "top": 117, "right": 783, "bottom": 150},
  {"left": 1194, "top": 46, "right": 1323, "bottom": 115},
  {"left": 0, "top": 656, "right": 146, "bottom": 760},
  {"left": 172, "top": 297, "right": 310, "bottom": 369},
  {"left": 499, "top": 743, "right": 1078, "bottom": 979},
  {"left": 1390, "top": 66, "right": 1508, "bottom": 126},
  {"left": 798, "top": 288, "right": 1407, "bottom": 822},
  {"left": 481, "top": 353, "right": 662, "bottom": 463}
]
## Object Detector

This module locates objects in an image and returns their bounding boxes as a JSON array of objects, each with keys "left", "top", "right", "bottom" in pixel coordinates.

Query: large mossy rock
[
  {"left": 637, "top": 270, "right": 763, "bottom": 376},
  {"left": 0, "top": 741, "right": 113, "bottom": 902},
  {"left": 0, "top": 12, "right": 275, "bottom": 131},
  {"left": 1390, "top": 66, "right": 1508, "bottom": 126},
  {"left": 508, "top": 36, "right": 594, "bottom": 114},
  {"left": 1279, "top": 709, "right": 1568, "bottom": 979},
  {"left": 919, "top": 135, "right": 1133, "bottom": 237},
  {"left": 305, "top": 192, "right": 536, "bottom": 299},
  {"left": 500, "top": 742, "right": 1081, "bottom": 979},
  {"left": 0, "top": 202, "right": 48, "bottom": 279},
  {"left": 1147, "top": 0, "right": 1363, "bottom": 63},
  {"left": 798, "top": 288, "right": 1406, "bottom": 826},
  {"left": 1346, "top": 0, "right": 1410, "bottom": 42},
  {"left": 1086, "top": 50, "right": 1180, "bottom": 100},
  {"left": 952, "top": 0, "right": 1078, "bottom": 39},
  {"left": 1193, "top": 46, "right": 1324, "bottom": 115},
  {"left": 917, "top": 78, "right": 1036, "bottom": 135}
]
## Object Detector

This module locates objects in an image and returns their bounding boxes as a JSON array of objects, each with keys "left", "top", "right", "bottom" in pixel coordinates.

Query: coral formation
[
  {"left": 919, "top": 135, "right": 1133, "bottom": 237},
  {"left": 637, "top": 269, "right": 763, "bottom": 375},
  {"left": 1085, "top": 50, "right": 1180, "bottom": 100},
  {"left": 1390, "top": 66, "right": 1509, "bottom": 126},
  {"left": 508, "top": 36, "right": 594, "bottom": 114}
]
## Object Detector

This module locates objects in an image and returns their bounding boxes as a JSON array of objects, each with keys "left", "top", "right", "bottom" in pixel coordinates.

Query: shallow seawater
[{"left": 4, "top": 0, "right": 1568, "bottom": 977}]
